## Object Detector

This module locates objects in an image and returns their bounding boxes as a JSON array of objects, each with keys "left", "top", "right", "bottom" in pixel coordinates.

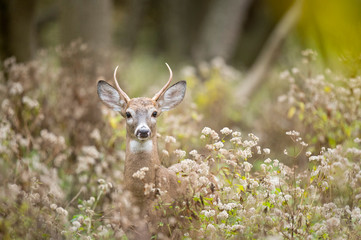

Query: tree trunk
[
  {"left": 60, "top": 0, "right": 112, "bottom": 51},
  {"left": 235, "top": 0, "right": 303, "bottom": 105},
  {"left": 120, "top": 0, "right": 149, "bottom": 54},
  {"left": 159, "top": 0, "right": 189, "bottom": 61},
  {"left": 192, "top": 0, "right": 253, "bottom": 62},
  {"left": 2, "top": 0, "right": 37, "bottom": 62}
]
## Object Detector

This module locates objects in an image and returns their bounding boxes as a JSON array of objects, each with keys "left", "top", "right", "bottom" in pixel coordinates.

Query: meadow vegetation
[{"left": 0, "top": 45, "right": 361, "bottom": 239}]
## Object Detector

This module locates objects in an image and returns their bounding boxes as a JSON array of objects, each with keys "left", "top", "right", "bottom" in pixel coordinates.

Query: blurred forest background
[{"left": 1, "top": 0, "right": 361, "bottom": 65}]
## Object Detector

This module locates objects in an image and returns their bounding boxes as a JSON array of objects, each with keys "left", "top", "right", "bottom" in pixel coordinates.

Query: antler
[
  {"left": 152, "top": 63, "right": 173, "bottom": 101},
  {"left": 114, "top": 66, "right": 130, "bottom": 102}
]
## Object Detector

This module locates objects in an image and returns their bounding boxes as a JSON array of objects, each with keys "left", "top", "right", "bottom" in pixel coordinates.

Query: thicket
[{"left": 0, "top": 45, "right": 360, "bottom": 239}]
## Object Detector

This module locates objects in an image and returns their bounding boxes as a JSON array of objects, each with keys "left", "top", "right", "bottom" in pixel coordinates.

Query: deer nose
[{"left": 136, "top": 126, "right": 151, "bottom": 139}]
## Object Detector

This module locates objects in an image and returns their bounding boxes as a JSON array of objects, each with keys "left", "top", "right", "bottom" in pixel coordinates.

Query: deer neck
[{"left": 124, "top": 134, "right": 160, "bottom": 200}]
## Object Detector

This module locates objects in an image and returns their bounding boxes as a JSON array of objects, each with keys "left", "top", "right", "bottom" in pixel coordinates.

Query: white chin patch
[{"left": 129, "top": 140, "right": 153, "bottom": 153}]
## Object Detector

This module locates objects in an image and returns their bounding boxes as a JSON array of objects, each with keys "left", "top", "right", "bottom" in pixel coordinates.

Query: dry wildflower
[
  {"left": 248, "top": 133, "right": 259, "bottom": 142},
  {"left": 206, "top": 224, "right": 216, "bottom": 232},
  {"left": 165, "top": 135, "right": 176, "bottom": 143},
  {"left": 273, "top": 159, "right": 279, "bottom": 167},
  {"left": 284, "top": 194, "right": 292, "bottom": 201},
  {"left": 280, "top": 70, "right": 290, "bottom": 80},
  {"left": 264, "top": 158, "right": 272, "bottom": 164},
  {"left": 9, "top": 82, "right": 23, "bottom": 95},
  {"left": 220, "top": 127, "right": 232, "bottom": 135},
  {"left": 260, "top": 164, "right": 266, "bottom": 172},
  {"left": 201, "top": 209, "right": 216, "bottom": 218},
  {"left": 40, "top": 129, "right": 66, "bottom": 149},
  {"left": 98, "top": 179, "right": 113, "bottom": 192},
  {"left": 217, "top": 210, "right": 229, "bottom": 220},
  {"left": 232, "top": 131, "right": 242, "bottom": 137},
  {"left": 244, "top": 162, "right": 253, "bottom": 172},
  {"left": 162, "top": 149, "right": 169, "bottom": 157},
  {"left": 174, "top": 149, "right": 186, "bottom": 158},
  {"left": 237, "top": 148, "right": 252, "bottom": 160},
  {"left": 82, "top": 146, "right": 100, "bottom": 159},
  {"left": 210, "top": 130, "right": 219, "bottom": 141},
  {"left": 72, "top": 221, "right": 81, "bottom": 229},
  {"left": 201, "top": 127, "right": 212, "bottom": 135},
  {"left": 56, "top": 207, "right": 68, "bottom": 216},
  {"left": 213, "top": 141, "right": 224, "bottom": 150},
  {"left": 205, "top": 144, "right": 213, "bottom": 151},
  {"left": 256, "top": 146, "right": 261, "bottom": 154},
  {"left": 22, "top": 96, "right": 39, "bottom": 108},
  {"left": 199, "top": 176, "right": 209, "bottom": 185},
  {"left": 263, "top": 148, "right": 270, "bottom": 154},
  {"left": 90, "top": 128, "right": 101, "bottom": 142},
  {"left": 189, "top": 149, "right": 198, "bottom": 157},
  {"left": 326, "top": 217, "right": 340, "bottom": 228},
  {"left": 291, "top": 67, "right": 300, "bottom": 74},
  {"left": 132, "top": 167, "right": 149, "bottom": 180},
  {"left": 286, "top": 130, "right": 300, "bottom": 136},
  {"left": 144, "top": 183, "right": 155, "bottom": 195},
  {"left": 87, "top": 196, "right": 96, "bottom": 205},
  {"left": 321, "top": 181, "right": 329, "bottom": 191},
  {"left": 230, "top": 137, "right": 242, "bottom": 145}
]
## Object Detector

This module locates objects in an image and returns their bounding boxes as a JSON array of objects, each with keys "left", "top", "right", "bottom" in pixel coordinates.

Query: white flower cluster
[
  {"left": 174, "top": 149, "right": 186, "bottom": 158},
  {"left": 9, "top": 82, "right": 24, "bottom": 95},
  {"left": 40, "top": 129, "right": 66, "bottom": 149},
  {"left": 165, "top": 135, "right": 176, "bottom": 144},
  {"left": 82, "top": 146, "right": 100, "bottom": 159},
  {"left": 50, "top": 204, "right": 68, "bottom": 217},
  {"left": 76, "top": 145, "right": 101, "bottom": 174},
  {"left": 216, "top": 210, "right": 229, "bottom": 220},
  {"left": 220, "top": 127, "right": 232, "bottom": 135},
  {"left": 201, "top": 127, "right": 219, "bottom": 141},
  {"left": 22, "top": 96, "right": 39, "bottom": 109},
  {"left": 201, "top": 209, "right": 216, "bottom": 218},
  {"left": 98, "top": 178, "right": 113, "bottom": 192},
  {"left": 132, "top": 167, "right": 149, "bottom": 180}
]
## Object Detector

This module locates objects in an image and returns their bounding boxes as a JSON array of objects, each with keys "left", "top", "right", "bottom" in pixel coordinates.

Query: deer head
[{"left": 97, "top": 64, "right": 186, "bottom": 141}]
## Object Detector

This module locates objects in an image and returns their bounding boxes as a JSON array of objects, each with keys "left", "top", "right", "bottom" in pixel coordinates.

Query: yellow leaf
[
  {"left": 299, "top": 102, "right": 305, "bottom": 112},
  {"left": 109, "top": 117, "right": 119, "bottom": 129},
  {"left": 288, "top": 106, "right": 296, "bottom": 119}
]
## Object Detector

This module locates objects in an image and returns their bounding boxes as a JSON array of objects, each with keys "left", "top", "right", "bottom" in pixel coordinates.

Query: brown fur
[{"left": 97, "top": 79, "right": 190, "bottom": 238}]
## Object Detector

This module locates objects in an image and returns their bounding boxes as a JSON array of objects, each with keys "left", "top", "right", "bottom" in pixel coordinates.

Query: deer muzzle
[{"left": 135, "top": 125, "right": 151, "bottom": 140}]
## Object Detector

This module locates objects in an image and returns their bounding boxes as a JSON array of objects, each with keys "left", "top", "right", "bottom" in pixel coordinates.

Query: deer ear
[
  {"left": 157, "top": 81, "right": 186, "bottom": 112},
  {"left": 97, "top": 80, "right": 126, "bottom": 112}
]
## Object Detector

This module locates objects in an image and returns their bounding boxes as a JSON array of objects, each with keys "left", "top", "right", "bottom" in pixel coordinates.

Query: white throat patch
[{"left": 129, "top": 140, "right": 153, "bottom": 153}]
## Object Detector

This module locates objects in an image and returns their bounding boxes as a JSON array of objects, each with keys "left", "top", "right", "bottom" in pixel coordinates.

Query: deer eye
[
  {"left": 152, "top": 111, "right": 158, "bottom": 117},
  {"left": 125, "top": 112, "right": 132, "bottom": 119}
]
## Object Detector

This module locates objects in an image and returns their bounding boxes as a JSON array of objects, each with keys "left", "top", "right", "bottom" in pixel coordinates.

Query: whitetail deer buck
[{"left": 97, "top": 64, "right": 188, "bottom": 227}]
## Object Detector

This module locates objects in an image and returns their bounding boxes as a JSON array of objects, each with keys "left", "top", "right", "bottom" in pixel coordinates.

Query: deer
[{"left": 97, "top": 63, "right": 189, "bottom": 238}]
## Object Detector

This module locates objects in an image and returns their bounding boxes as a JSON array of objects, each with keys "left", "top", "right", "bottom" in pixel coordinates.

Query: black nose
[{"left": 136, "top": 128, "right": 150, "bottom": 139}]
